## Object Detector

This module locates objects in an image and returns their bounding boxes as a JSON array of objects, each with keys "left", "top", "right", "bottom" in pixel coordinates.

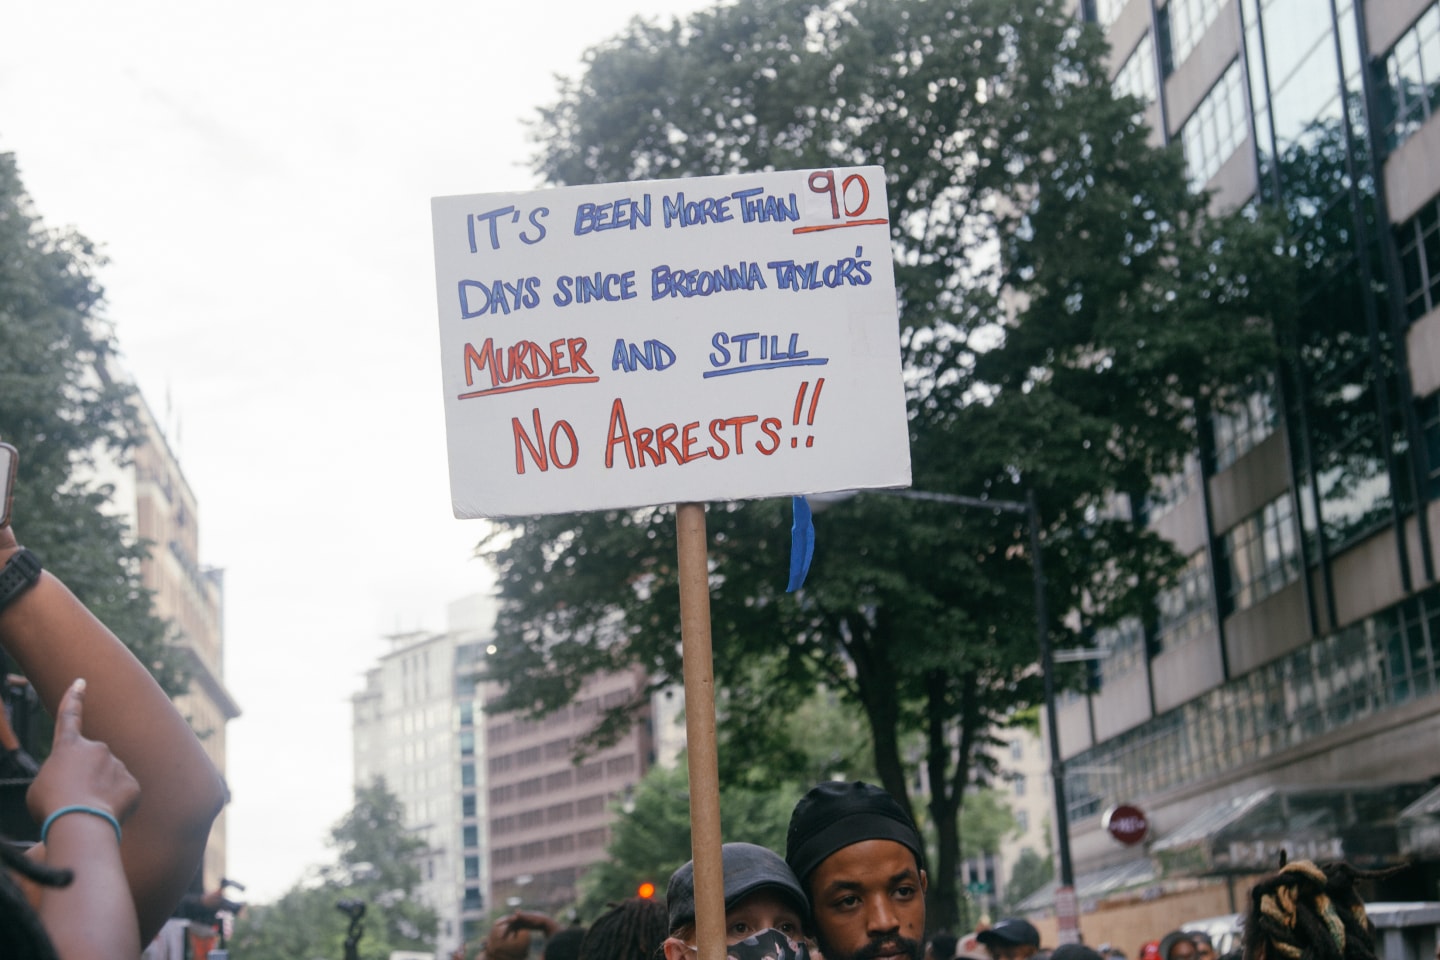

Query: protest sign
[{"left": 432, "top": 166, "right": 911, "bottom": 518}]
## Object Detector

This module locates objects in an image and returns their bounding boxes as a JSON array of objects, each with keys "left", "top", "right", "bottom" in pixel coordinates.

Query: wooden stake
[{"left": 676, "top": 501, "right": 725, "bottom": 960}]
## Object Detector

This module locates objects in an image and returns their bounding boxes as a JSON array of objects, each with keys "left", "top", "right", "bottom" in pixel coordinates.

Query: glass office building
[{"left": 1057, "top": 0, "right": 1440, "bottom": 908}]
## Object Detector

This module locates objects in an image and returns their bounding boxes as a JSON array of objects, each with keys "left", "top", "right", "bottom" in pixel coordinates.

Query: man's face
[
  {"left": 1168, "top": 941, "right": 1198, "bottom": 960},
  {"left": 1193, "top": 942, "right": 1214, "bottom": 960},
  {"left": 806, "top": 839, "right": 927, "bottom": 960}
]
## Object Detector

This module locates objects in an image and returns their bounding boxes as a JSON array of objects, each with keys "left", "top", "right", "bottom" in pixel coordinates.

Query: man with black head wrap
[{"left": 785, "top": 781, "right": 928, "bottom": 960}]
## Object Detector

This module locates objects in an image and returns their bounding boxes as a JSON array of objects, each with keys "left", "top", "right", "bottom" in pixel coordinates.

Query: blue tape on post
[{"left": 787, "top": 495, "right": 815, "bottom": 592}]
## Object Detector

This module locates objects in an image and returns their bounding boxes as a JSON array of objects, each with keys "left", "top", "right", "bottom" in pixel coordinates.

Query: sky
[{"left": 3, "top": 0, "right": 714, "bottom": 904}]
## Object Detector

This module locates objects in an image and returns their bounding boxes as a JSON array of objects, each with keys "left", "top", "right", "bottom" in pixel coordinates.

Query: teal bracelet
[{"left": 40, "top": 805, "right": 122, "bottom": 845}]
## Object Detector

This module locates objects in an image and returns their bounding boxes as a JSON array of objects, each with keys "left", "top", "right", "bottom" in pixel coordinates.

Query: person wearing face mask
[{"left": 662, "top": 842, "right": 812, "bottom": 960}]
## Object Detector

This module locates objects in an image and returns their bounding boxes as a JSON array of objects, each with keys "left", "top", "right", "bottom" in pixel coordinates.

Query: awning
[
  {"left": 1151, "top": 782, "right": 1432, "bottom": 877},
  {"left": 1398, "top": 783, "right": 1440, "bottom": 857},
  {"left": 1014, "top": 856, "right": 1158, "bottom": 913}
]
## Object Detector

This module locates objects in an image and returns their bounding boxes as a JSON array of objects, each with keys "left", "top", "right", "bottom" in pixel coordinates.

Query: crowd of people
[{"left": 475, "top": 785, "right": 1406, "bottom": 960}]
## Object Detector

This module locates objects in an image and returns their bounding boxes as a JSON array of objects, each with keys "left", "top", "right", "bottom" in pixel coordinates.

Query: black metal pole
[{"left": 1029, "top": 489, "right": 1074, "bottom": 890}]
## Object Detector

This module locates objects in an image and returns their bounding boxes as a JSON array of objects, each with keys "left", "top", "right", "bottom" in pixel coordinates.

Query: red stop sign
[{"left": 1104, "top": 804, "right": 1149, "bottom": 845}]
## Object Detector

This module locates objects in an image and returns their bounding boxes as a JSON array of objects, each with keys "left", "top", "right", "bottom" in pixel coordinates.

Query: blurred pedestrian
[
  {"left": 1190, "top": 932, "right": 1215, "bottom": 960},
  {"left": 583, "top": 896, "right": 668, "bottom": 960},
  {"left": 1158, "top": 933, "right": 1197, "bottom": 960},
  {"left": 1242, "top": 858, "right": 1401, "bottom": 960},
  {"left": 929, "top": 932, "right": 959, "bottom": 960},
  {"left": 978, "top": 918, "right": 1042, "bottom": 960}
]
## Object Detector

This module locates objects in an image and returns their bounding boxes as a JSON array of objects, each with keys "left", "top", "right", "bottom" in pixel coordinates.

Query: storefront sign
[{"left": 1104, "top": 804, "right": 1150, "bottom": 846}]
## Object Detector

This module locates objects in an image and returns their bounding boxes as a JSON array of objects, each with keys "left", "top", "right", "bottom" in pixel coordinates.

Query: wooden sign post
[
  {"left": 676, "top": 502, "right": 725, "bottom": 960},
  {"left": 432, "top": 167, "right": 910, "bottom": 960}
]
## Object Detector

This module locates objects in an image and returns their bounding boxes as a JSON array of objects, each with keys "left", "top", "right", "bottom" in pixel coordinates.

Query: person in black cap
[
  {"left": 662, "top": 842, "right": 811, "bottom": 960},
  {"left": 977, "top": 918, "right": 1042, "bottom": 960},
  {"left": 785, "top": 781, "right": 928, "bottom": 960}
]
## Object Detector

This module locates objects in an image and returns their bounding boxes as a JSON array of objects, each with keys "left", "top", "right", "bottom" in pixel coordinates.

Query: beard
[{"left": 819, "top": 934, "right": 924, "bottom": 960}]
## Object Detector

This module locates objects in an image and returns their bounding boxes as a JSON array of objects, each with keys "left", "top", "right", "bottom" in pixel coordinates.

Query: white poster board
[{"left": 432, "top": 166, "right": 911, "bottom": 518}]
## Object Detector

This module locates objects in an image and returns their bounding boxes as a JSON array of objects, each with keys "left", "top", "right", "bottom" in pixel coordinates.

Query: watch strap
[{"left": 0, "top": 548, "right": 42, "bottom": 615}]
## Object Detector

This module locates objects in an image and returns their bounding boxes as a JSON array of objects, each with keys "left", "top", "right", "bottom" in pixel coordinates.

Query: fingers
[{"left": 52, "top": 678, "right": 86, "bottom": 748}]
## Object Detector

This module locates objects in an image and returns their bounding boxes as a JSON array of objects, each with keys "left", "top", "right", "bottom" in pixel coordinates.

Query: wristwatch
[{"left": 0, "top": 548, "right": 41, "bottom": 615}]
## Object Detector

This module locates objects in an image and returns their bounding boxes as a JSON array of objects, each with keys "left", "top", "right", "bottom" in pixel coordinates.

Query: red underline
[
  {"left": 792, "top": 218, "right": 889, "bottom": 234},
  {"left": 458, "top": 376, "right": 600, "bottom": 399}
]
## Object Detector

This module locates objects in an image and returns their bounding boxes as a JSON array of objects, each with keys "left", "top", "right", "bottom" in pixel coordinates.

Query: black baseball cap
[
  {"left": 977, "top": 919, "right": 1041, "bottom": 949},
  {"left": 666, "top": 842, "right": 809, "bottom": 933},
  {"left": 785, "top": 781, "right": 926, "bottom": 886}
]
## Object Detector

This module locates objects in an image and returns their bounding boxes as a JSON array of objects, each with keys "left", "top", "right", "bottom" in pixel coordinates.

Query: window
[
  {"left": 463, "top": 825, "right": 479, "bottom": 848},
  {"left": 464, "top": 886, "right": 483, "bottom": 910},
  {"left": 1223, "top": 495, "right": 1301, "bottom": 611},
  {"left": 1098, "top": 617, "right": 1146, "bottom": 687},
  {"left": 465, "top": 856, "right": 480, "bottom": 880},
  {"left": 1156, "top": 551, "right": 1217, "bottom": 653},
  {"left": 1094, "top": 0, "right": 1128, "bottom": 28},
  {"left": 1017, "top": 810, "right": 1030, "bottom": 832},
  {"left": 1010, "top": 739, "right": 1023, "bottom": 761},
  {"left": 1114, "top": 33, "right": 1159, "bottom": 109},
  {"left": 460, "top": 730, "right": 474, "bottom": 756},
  {"left": 1013, "top": 774, "right": 1027, "bottom": 797},
  {"left": 1180, "top": 60, "right": 1248, "bottom": 188},
  {"left": 1380, "top": 4, "right": 1440, "bottom": 153},
  {"left": 1397, "top": 195, "right": 1440, "bottom": 322},
  {"left": 461, "top": 763, "right": 475, "bottom": 788},
  {"left": 1166, "top": 0, "right": 1225, "bottom": 68},
  {"left": 1213, "top": 379, "right": 1278, "bottom": 469},
  {"left": 462, "top": 794, "right": 476, "bottom": 818}
]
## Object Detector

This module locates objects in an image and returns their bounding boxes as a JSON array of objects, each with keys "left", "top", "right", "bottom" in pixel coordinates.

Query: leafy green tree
[
  {"left": 229, "top": 780, "right": 437, "bottom": 960},
  {"left": 957, "top": 789, "right": 1018, "bottom": 863},
  {"left": 1003, "top": 848, "right": 1054, "bottom": 914},
  {"left": 484, "top": 0, "right": 1296, "bottom": 932},
  {"left": 0, "top": 151, "right": 184, "bottom": 696},
  {"left": 577, "top": 760, "right": 799, "bottom": 917}
]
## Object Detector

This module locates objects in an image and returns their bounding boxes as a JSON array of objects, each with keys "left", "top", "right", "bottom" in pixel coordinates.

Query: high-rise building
[
  {"left": 1034, "top": 0, "right": 1440, "bottom": 940},
  {"left": 100, "top": 390, "right": 239, "bottom": 890},
  {"left": 351, "top": 593, "right": 495, "bottom": 956},
  {"left": 481, "top": 666, "right": 654, "bottom": 920}
]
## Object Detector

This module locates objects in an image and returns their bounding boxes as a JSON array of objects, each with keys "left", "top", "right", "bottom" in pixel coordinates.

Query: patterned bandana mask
[{"left": 726, "top": 929, "right": 813, "bottom": 960}]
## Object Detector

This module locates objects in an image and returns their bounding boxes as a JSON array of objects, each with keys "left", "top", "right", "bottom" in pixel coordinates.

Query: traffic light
[{"left": 637, "top": 881, "right": 656, "bottom": 899}]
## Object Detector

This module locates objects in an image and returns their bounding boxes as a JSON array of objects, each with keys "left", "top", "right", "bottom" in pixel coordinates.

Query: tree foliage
[
  {"left": 229, "top": 780, "right": 438, "bottom": 960},
  {"left": 1003, "top": 847, "right": 1054, "bottom": 913},
  {"left": 0, "top": 151, "right": 184, "bottom": 696},
  {"left": 483, "top": 0, "right": 1297, "bottom": 932}
]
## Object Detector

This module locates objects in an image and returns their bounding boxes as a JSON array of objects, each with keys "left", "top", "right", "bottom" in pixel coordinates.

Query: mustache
[{"left": 852, "top": 937, "right": 923, "bottom": 960}]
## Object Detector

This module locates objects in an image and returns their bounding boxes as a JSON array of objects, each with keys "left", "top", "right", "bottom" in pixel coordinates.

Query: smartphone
[{"left": 0, "top": 443, "right": 15, "bottom": 529}]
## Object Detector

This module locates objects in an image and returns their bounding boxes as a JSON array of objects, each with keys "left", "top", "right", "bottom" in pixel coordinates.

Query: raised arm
[{"left": 0, "top": 522, "right": 228, "bottom": 946}]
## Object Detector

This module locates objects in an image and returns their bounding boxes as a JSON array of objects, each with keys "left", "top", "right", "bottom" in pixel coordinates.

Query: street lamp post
[{"left": 836, "top": 488, "right": 1076, "bottom": 934}]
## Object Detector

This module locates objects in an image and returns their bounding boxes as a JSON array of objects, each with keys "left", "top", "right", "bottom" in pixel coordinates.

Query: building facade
[
  {"left": 1041, "top": 0, "right": 1440, "bottom": 933},
  {"left": 351, "top": 594, "right": 494, "bottom": 957},
  {"left": 481, "top": 667, "right": 654, "bottom": 921}
]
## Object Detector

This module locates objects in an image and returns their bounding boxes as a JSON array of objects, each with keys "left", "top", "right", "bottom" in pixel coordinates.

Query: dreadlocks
[
  {"left": 579, "top": 896, "right": 669, "bottom": 960},
  {"left": 0, "top": 840, "right": 70, "bottom": 960},
  {"left": 1242, "top": 859, "right": 1406, "bottom": 960}
]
